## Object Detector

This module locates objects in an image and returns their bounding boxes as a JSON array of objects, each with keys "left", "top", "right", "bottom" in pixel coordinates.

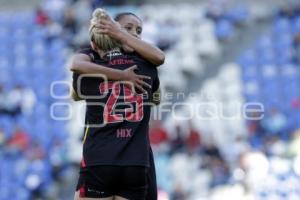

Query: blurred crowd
[{"left": 0, "top": 84, "right": 35, "bottom": 117}]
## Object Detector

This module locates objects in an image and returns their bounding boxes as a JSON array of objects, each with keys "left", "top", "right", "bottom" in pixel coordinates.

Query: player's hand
[
  {"left": 122, "top": 65, "right": 151, "bottom": 94},
  {"left": 94, "top": 16, "right": 124, "bottom": 41}
]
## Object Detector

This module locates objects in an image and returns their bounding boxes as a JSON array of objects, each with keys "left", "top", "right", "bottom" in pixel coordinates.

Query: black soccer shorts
[{"left": 76, "top": 165, "right": 148, "bottom": 200}]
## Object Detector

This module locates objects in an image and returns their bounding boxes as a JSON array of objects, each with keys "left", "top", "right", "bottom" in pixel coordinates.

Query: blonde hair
[{"left": 89, "top": 8, "right": 121, "bottom": 52}]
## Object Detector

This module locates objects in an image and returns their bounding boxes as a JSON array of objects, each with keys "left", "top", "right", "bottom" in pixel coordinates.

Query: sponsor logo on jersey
[{"left": 109, "top": 58, "right": 135, "bottom": 66}]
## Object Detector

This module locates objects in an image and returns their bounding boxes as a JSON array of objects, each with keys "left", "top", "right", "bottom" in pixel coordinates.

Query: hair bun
[
  {"left": 92, "top": 8, "right": 108, "bottom": 20},
  {"left": 89, "top": 8, "right": 121, "bottom": 52}
]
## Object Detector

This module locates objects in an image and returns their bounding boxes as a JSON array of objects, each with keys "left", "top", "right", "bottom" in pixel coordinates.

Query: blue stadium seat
[
  {"left": 29, "top": 27, "right": 47, "bottom": 41},
  {"left": 292, "top": 16, "right": 300, "bottom": 34},
  {"left": 12, "top": 28, "right": 28, "bottom": 42},
  {"left": 0, "top": 27, "right": 10, "bottom": 41},
  {"left": 14, "top": 188, "right": 30, "bottom": 200},
  {"left": 0, "top": 116, "right": 14, "bottom": 138},
  {"left": 52, "top": 82, "right": 70, "bottom": 98},
  {"left": 241, "top": 67, "right": 260, "bottom": 82},
  {"left": 16, "top": 117, "right": 32, "bottom": 133},
  {"left": 258, "top": 49, "right": 275, "bottom": 65},
  {"left": 13, "top": 57, "right": 28, "bottom": 73},
  {"left": 0, "top": 186, "right": 10, "bottom": 200},
  {"left": 49, "top": 39, "right": 66, "bottom": 57},
  {"left": 13, "top": 43, "right": 28, "bottom": 58},
  {"left": 30, "top": 40, "right": 47, "bottom": 57},
  {"left": 273, "top": 17, "right": 291, "bottom": 34},
  {"left": 11, "top": 11, "right": 34, "bottom": 29},
  {"left": 238, "top": 49, "right": 256, "bottom": 67},
  {"left": 274, "top": 34, "right": 293, "bottom": 50},
  {"left": 0, "top": 12, "right": 11, "bottom": 27},
  {"left": 215, "top": 19, "right": 234, "bottom": 40},
  {"left": 256, "top": 35, "right": 273, "bottom": 50},
  {"left": 226, "top": 6, "right": 249, "bottom": 24},
  {"left": 0, "top": 67, "right": 11, "bottom": 83}
]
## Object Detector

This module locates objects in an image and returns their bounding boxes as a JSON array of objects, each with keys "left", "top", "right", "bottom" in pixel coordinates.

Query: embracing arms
[
  {"left": 70, "top": 53, "right": 151, "bottom": 95},
  {"left": 96, "top": 17, "right": 165, "bottom": 66}
]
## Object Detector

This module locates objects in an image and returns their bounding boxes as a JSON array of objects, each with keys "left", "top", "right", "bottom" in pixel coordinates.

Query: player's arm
[
  {"left": 70, "top": 53, "right": 124, "bottom": 80},
  {"left": 119, "top": 31, "right": 165, "bottom": 66},
  {"left": 96, "top": 19, "right": 165, "bottom": 66},
  {"left": 70, "top": 53, "right": 151, "bottom": 93}
]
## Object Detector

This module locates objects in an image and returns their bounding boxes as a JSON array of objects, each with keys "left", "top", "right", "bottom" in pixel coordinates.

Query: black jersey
[{"left": 73, "top": 48, "right": 159, "bottom": 167}]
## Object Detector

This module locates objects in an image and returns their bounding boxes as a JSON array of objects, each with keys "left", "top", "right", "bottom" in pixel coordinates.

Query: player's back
[{"left": 73, "top": 48, "right": 158, "bottom": 167}]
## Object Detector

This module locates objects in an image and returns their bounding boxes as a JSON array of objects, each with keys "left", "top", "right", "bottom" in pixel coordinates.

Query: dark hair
[{"left": 114, "top": 12, "right": 142, "bottom": 22}]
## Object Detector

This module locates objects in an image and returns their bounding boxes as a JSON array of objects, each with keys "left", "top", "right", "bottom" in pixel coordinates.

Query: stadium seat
[
  {"left": 215, "top": 19, "right": 234, "bottom": 40},
  {"left": 226, "top": 6, "right": 249, "bottom": 24},
  {"left": 292, "top": 16, "right": 300, "bottom": 34},
  {"left": 273, "top": 17, "right": 291, "bottom": 35}
]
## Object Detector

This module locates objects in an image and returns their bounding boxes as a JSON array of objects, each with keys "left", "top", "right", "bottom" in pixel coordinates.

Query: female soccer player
[
  {"left": 73, "top": 11, "right": 163, "bottom": 200},
  {"left": 72, "top": 9, "right": 163, "bottom": 200}
]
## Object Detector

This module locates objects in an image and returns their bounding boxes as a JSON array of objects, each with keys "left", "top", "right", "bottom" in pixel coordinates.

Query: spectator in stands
[
  {"left": 50, "top": 140, "right": 67, "bottom": 182},
  {"left": 157, "top": 19, "right": 180, "bottom": 51},
  {"left": 171, "top": 184, "right": 188, "bottom": 200},
  {"left": 206, "top": 0, "right": 227, "bottom": 21},
  {"left": 26, "top": 140, "right": 45, "bottom": 161},
  {"left": 264, "top": 135, "right": 286, "bottom": 156},
  {"left": 277, "top": 0, "right": 300, "bottom": 19},
  {"left": 72, "top": 0, "right": 93, "bottom": 27},
  {"left": 4, "top": 86, "right": 23, "bottom": 117},
  {"left": 0, "top": 128, "right": 5, "bottom": 149},
  {"left": 149, "top": 120, "right": 169, "bottom": 147},
  {"left": 62, "top": 8, "right": 78, "bottom": 46},
  {"left": 42, "top": 0, "right": 67, "bottom": 22},
  {"left": 46, "top": 18, "right": 63, "bottom": 42},
  {"left": 72, "top": 22, "right": 90, "bottom": 48},
  {"left": 102, "top": 0, "right": 127, "bottom": 6},
  {"left": 6, "top": 85, "right": 36, "bottom": 117},
  {"left": 287, "top": 129, "right": 300, "bottom": 157},
  {"left": 209, "top": 156, "right": 230, "bottom": 188},
  {"left": 19, "top": 86, "right": 36, "bottom": 116},
  {"left": 262, "top": 107, "right": 288, "bottom": 138},
  {"left": 247, "top": 111, "right": 266, "bottom": 148},
  {"left": 202, "top": 141, "right": 223, "bottom": 161},
  {"left": 35, "top": 7, "right": 49, "bottom": 26},
  {"left": 0, "top": 84, "right": 8, "bottom": 115},
  {"left": 7, "top": 126, "right": 30, "bottom": 154},
  {"left": 185, "top": 124, "right": 201, "bottom": 152},
  {"left": 169, "top": 125, "right": 186, "bottom": 154},
  {"left": 294, "top": 27, "right": 300, "bottom": 59},
  {"left": 226, "top": 136, "right": 250, "bottom": 165},
  {"left": 90, "top": 0, "right": 104, "bottom": 9},
  {"left": 141, "top": 15, "right": 159, "bottom": 45}
]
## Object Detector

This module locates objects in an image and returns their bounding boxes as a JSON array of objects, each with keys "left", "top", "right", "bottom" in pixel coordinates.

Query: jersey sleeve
[
  {"left": 129, "top": 51, "right": 159, "bottom": 68},
  {"left": 72, "top": 72, "right": 86, "bottom": 100},
  {"left": 72, "top": 48, "right": 101, "bottom": 98},
  {"left": 72, "top": 48, "right": 92, "bottom": 98},
  {"left": 77, "top": 48, "right": 100, "bottom": 62},
  {"left": 72, "top": 72, "right": 79, "bottom": 92}
]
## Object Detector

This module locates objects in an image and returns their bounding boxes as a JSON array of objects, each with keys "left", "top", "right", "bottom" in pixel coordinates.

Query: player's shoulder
[
  {"left": 77, "top": 47, "right": 100, "bottom": 61},
  {"left": 125, "top": 51, "right": 156, "bottom": 68}
]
